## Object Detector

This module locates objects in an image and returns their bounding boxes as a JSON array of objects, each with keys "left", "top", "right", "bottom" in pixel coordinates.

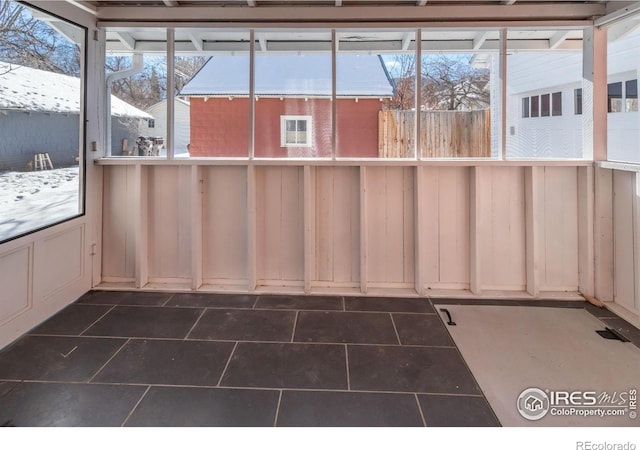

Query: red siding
[
  {"left": 336, "top": 99, "right": 380, "bottom": 158},
  {"left": 189, "top": 97, "right": 249, "bottom": 157},
  {"left": 188, "top": 97, "right": 382, "bottom": 158}
]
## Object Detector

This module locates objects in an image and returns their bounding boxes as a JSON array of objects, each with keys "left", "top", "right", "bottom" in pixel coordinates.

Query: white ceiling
[{"left": 56, "top": 0, "right": 640, "bottom": 54}]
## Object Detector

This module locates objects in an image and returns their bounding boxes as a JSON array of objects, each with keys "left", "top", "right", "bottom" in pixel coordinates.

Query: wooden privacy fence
[{"left": 378, "top": 109, "right": 491, "bottom": 158}]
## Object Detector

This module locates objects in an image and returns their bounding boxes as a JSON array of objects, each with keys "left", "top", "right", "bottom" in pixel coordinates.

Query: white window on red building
[{"left": 281, "top": 115, "right": 312, "bottom": 147}]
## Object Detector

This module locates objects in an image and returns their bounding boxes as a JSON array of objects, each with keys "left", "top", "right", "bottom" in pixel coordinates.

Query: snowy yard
[{"left": 0, "top": 167, "right": 81, "bottom": 241}]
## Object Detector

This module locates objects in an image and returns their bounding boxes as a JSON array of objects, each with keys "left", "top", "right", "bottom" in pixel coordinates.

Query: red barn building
[{"left": 179, "top": 54, "right": 394, "bottom": 158}]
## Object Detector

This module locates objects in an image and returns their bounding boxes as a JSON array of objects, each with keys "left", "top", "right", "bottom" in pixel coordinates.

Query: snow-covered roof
[
  {"left": 179, "top": 54, "right": 394, "bottom": 98},
  {"left": 145, "top": 97, "right": 191, "bottom": 112},
  {"left": 0, "top": 61, "right": 151, "bottom": 118}
]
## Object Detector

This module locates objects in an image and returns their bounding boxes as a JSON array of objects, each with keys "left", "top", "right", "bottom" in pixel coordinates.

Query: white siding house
[
  {"left": 144, "top": 98, "right": 191, "bottom": 155},
  {"left": 505, "top": 27, "right": 640, "bottom": 160}
]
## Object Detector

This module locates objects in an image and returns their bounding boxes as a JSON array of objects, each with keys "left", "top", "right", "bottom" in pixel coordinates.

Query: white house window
[
  {"left": 574, "top": 88, "right": 582, "bottom": 115},
  {"left": 281, "top": 115, "right": 312, "bottom": 147},
  {"left": 626, "top": 79, "right": 638, "bottom": 112},
  {"left": 522, "top": 97, "right": 530, "bottom": 118},
  {"left": 552, "top": 92, "right": 562, "bottom": 116},
  {"left": 608, "top": 82, "right": 623, "bottom": 113},
  {"left": 148, "top": 119, "right": 155, "bottom": 128}
]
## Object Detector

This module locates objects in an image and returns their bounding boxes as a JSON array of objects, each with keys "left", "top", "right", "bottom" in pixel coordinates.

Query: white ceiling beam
[
  {"left": 163, "top": 0, "right": 179, "bottom": 6},
  {"left": 401, "top": 32, "right": 412, "bottom": 50},
  {"left": 188, "top": 32, "right": 204, "bottom": 51},
  {"left": 104, "top": 37, "right": 585, "bottom": 55},
  {"left": 595, "top": 1, "right": 640, "bottom": 27},
  {"left": 472, "top": 31, "right": 490, "bottom": 49},
  {"left": 247, "top": 1, "right": 256, "bottom": 6},
  {"left": 417, "top": 1, "right": 428, "bottom": 6},
  {"left": 257, "top": 33, "right": 268, "bottom": 51},
  {"left": 63, "top": 0, "right": 97, "bottom": 15},
  {"left": 115, "top": 32, "right": 136, "bottom": 51},
  {"left": 607, "top": 18, "right": 640, "bottom": 41},
  {"left": 96, "top": 4, "right": 606, "bottom": 23},
  {"left": 503, "top": 0, "right": 517, "bottom": 5},
  {"left": 549, "top": 30, "right": 570, "bottom": 49},
  {"left": 335, "top": 0, "right": 343, "bottom": 6}
]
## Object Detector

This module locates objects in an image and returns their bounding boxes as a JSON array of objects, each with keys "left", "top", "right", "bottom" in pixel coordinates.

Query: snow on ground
[{"left": 0, "top": 167, "right": 81, "bottom": 241}]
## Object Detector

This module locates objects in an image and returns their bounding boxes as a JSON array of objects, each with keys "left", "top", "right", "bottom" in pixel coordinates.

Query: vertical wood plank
[
  {"left": 578, "top": 165, "right": 595, "bottom": 297},
  {"left": 203, "top": 167, "right": 248, "bottom": 283},
  {"left": 247, "top": 164, "right": 257, "bottom": 290},
  {"left": 613, "top": 170, "right": 635, "bottom": 311},
  {"left": 315, "top": 167, "right": 332, "bottom": 282},
  {"left": 402, "top": 167, "right": 415, "bottom": 284},
  {"left": 634, "top": 173, "right": 640, "bottom": 314},
  {"left": 525, "top": 166, "right": 540, "bottom": 297},
  {"left": 469, "top": 166, "right": 482, "bottom": 295},
  {"left": 414, "top": 166, "right": 426, "bottom": 294},
  {"left": 594, "top": 167, "right": 614, "bottom": 302},
  {"left": 360, "top": 166, "right": 368, "bottom": 293},
  {"left": 542, "top": 167, "right": 579, "bottom": 290},
  {"left": 422, "top": 167, "right": 440, "bottom": 288},
  {"left": 191, "top": 165, "right": 203, "bottom": 290},
  {"left": 134, "top": 164, "right": 148, "bottom": 288},
  {"left": 304, "top": 165, "right": 313, "bottom": 293},
  {"left": 438, "top": 167, "right": 470, "bottom": 286}
]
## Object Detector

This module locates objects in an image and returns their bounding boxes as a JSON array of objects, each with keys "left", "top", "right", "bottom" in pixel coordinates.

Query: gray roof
[{"left": 179, "top": 54, "right": 394, "bottom": 98}]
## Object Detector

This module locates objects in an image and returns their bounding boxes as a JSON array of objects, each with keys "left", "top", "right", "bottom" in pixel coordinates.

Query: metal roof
[{"left": 179, "top": 53, "right": 394, "bottom": 97}]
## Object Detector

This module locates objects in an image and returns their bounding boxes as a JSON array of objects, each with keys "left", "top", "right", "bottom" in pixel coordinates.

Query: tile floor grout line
[
  {"left": 87, "top": 338, "right": 131, "bottom": 383},
  {"left": 162, "top": 293, "right": 176, "bottom": 306},
  {"left": 290, "top": 311, "right": 299, "bottom": 343},
  {"left": 120, "top": 385, "right": 151, "bottom": 427},
  {"left": 216, "top": 341, "right": 238, "bottom": 387},
  {"left": 389, "top": 313, "right": 402, "bottom": 345},
  {"left": 414, "top": 393, "right": 427, "bottom": 427},
  {"left": 273, "top": 390, "right": 283, "bottom": 427},
  {"left": 344, "top": 344, "right": 351, "bottom": 391},
  {"left": 5, "top": 378, "right": 487, "bottom": 397},
  {"left": 183, "top": 308, "right": 208, "bottom": 340},
  {"left": 78, "top": 305, "right": 116, "bottom": 336}
]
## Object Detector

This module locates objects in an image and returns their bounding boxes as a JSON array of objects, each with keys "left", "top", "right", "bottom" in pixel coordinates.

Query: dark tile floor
[{"left": 0, "top": 291, "right": 635, "bottom": 427}]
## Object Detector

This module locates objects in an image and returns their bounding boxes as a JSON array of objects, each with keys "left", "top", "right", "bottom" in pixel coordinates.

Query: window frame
[
  {"left": 522, "top": 97, "right": 530, "bottom": 118},
  {"left": 552, "top": 91, "right": 562, "bottom": 116},
  {"left": 280, "top": 115, "right": 313, "bottom": 148},
  {"left": 0, "top": 2, "right": 87, "bottom": 245}
]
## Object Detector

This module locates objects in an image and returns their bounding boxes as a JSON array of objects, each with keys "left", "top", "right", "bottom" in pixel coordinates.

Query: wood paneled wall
[{"left": 100, "top": 162, "right": 587, "bottom": 298}]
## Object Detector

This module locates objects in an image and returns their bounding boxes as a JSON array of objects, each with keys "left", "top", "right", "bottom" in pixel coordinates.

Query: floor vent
[{"left": 596, "top": 327, "right": 630, "bottom": 342}]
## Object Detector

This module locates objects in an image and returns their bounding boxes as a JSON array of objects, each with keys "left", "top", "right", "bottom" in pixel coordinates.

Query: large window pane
[
  {"left": 254, "top": 30, "right": 332, "bottom": 158},
  {"left": 506, "top": 29, "right": 584, "bottom": 158},
  {"left": 0, "top": 1, "right": 85, "bottom": 242},
  {"left": 105, "top": 28, "right": 166, "bottom": 156},
  {"left": 421, "top": 30, "right": 498, "bottom": 158},
  {"left": 607, "top": 22, "right": 640, "bottom": 163},
  {"left": 336, "top": 30, "right": 408, "bottom": 158},
  {"left": 176, "top": 29, "right": 250, "bottom": 157}
]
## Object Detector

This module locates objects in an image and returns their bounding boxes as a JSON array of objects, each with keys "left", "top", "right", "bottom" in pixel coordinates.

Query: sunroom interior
[{"left": 1, "top": 0, "right": 640, "bottom": 427}]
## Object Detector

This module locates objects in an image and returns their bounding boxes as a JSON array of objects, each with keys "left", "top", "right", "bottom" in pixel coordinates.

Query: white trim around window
[{"left": 280, "top": 115, "right": 313, "bottom": 148}]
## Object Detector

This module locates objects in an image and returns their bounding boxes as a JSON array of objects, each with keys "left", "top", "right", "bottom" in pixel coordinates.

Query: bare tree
[
  {"left": 421, "top": 54, "right": 490, "bottom": 111},
  {"left": 106, "top": 55, "right": 207, "bottom": 110},
  {"left": 382, "top": 54, "right": 415, "bottom": 111},
  {"left": 0, "top": 0, "right": 81, "bottom": 75}
]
